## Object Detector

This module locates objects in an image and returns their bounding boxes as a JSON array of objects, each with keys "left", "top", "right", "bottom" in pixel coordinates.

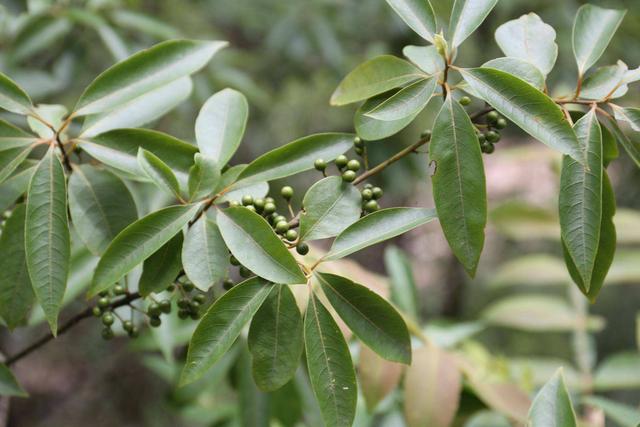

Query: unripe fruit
[
  {"left": 273, "top": 215, "right": 287, "bottom": 225},
  {"left": 178, "top": 309, "right": 190, "bottom": 319},
  {"left": 147, "top": 303, "right": 161, "bottom": 317},
  {"left": 245, "top": 205, "right": 256, "bottom": 213},
  {"left": 314, "top": 159, "right": 327, "bottom": 171},
  {"left": 253, "top": 198, "right": 265, "bottom": 211},
  {"left": 178, "top": 298, "right": 190, "bottom": 309},
  {"left": 223, "top": 279, "right": 234, "bottom": 290},
  {"left": 182, "top": 282, "right": 195, "bottom": 292},
  {"left": 123, "top": 320, "right": 134, "bottom": 332},
  {"left": 354, "top": 147, "right": 364, "bottom": 156},
  {"left": 281, "top": 186, "right": 294, "bottom": 199},
  {"left": 364, "top": 200, "right": 380, "bottom": 212},
  {"left": 114, "top": 284, "right": 125, "bottom": 295},
  {"left": 239, "top": 266, "right": 252, "bottom": 278},
  {"left": 296, "top": 242, "right": 309, "bottom": 255},
  {"left": 149, "top": 316, "right": 161, "bottom": 327},
  {"left": 97, "top": 297, "right": 110, "bottom": 309},
  {"left": 275, "top": 221, "right": 289, "bottom": 234},
  {"left": 285, "top": 229, "right": 298, "bottom": 242},
  {"left": 353, "top": 136, "right": 364, "bottom": 148},
  {"left": 486, "top": 130, "right": 500, "bottom": 143},
  {"left": 229, "top": 200, "right": 240, "bottom": 207},
  {"left": 460, "top": 96, "right": 471, "bottom": 106},
  {"left": 193, "top": 294, "right": 206, "bottom": 304},
  {"left": 230, "top": 255, "right": 240, "bottom": 266},
  {"left": 421, "top": 130, "right": 432, "bottom": 140},
  {"left": 347, "top": 159, "right": 361, "bottom": 172},
  {"left": 160, "top": 300, "right": 172, "bottom": 314},
  {"left": 342, "top": 170, "right": 356, "bottom": 182},
  {"left": 484, "top": 142, "right": 495, "bottom": 154},
  {"left": 496, "top": 118, "right": 508, "bottom": 129},
  {"left": 242, "top": 195, "right": 253, "bottom": 206},
  {"left": 372, "top": 187, "right": 383, "bottom": 199},
  {"left": 265, "top": 197, "right": 275, "bottom": 204},
  {"left": 487, "top": 111, "right": 499, "bottom": 123},
  {"left": 102, "top": 313, "right": 114, "bottom": 326},
  {"left": 263, "top": 202, "right": 276, "bottom": 215},
  {"left": 101, "top": 327, "right": 114, "bottom": 340},
  {"left": 129, "top": 326, "right": 139, "bottom": 338},
  {"left": 92, "top": 307, "right": 102, "bottom": 317},
  {"left": 335, "top": 155, "right": 348, "bottom": 169},
  {"left": 190, "top": 300, "right": 201, "bottom": 310},
  {"left": 361, "top": 188, "right": 373, "bottom": 201}
]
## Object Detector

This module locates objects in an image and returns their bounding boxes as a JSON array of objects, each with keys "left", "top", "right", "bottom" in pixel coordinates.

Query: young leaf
[
  {"left": 324, "top": 207, "right": 437, "bottom": 260},
  {"left": 358, "top": 344, "right": 403, "bottom": 411},
  {"left": 74, "top": 39, "right": 227, "bottom": 116},
  {"left": 316, "top": 272, "right": 411, "bottom": 364},
  {"left": 448, "top": 0, "right": 498, "bottom": 49},
  {"left": 0, "top": 204, "right": 34, "bottom": 330},
  {"left": 494, "top": 13, "right": 558, "bottom": 76},
  {"left": 331, "top": 56, "right": 425, "bottom": 106},
  {"left": 0, "top": 71, "right": 34, "bottom": 115},
  {"left": 304, "top": 293, "right": 357, "bottom": 427},
  {"left": 603, "top": 116, "right": 640, "bottom": 167},
  {"left": 364, "top": 77, "right": 437, "bottom": 121},
  {"left": 528, "top": 370, "right": 577, "bottom": 427},
  {"left": 384, "top": 0, "right": 437, "bottom": 42},
  {"left": 248, "top": 284, "right": 304, "bottom": 391},
  {"left": 0, "top": 119, "right": 37, "bottom": 151},
  {"left": 182, "top": 217, "right": 228, "bottom": 291},
  {"left": 355, "top": 93, "right": 420, "bottom": 141},
  {"left": 187, "top": 153, "right": 220, "bottom": 201},
  {"left": 430, "top": 96, "right": 486, "bottom": 276},
  {"left": 402, "top": 45, "right": 444, "bottom": 75},
  {"left": 139, "top": 232, "right": 183, "bottom": 296},
  {"left": 459, "top": 67, "right": 584, "bottom": 164},
  {"left": 299, "top": 176, "right": 362, "bottom": 242},
  {"left": 181, "top": 278, "right": 273, "bottom": 385},
  {"left": 137, "top": 147, "right": 181, "bottom": 198},
  {"left": 572, "top": 5, "right": 626, "bottom": 76},
  {"left": 68, "top": 164, "right": 138, "bottom": 255},
  {"left": 91, "top": 203, "right": 199, "bottom": 296},
  {"left": 195, "top": 88, "right": 249, "bottom": 166},
  {"left": 483, "top": 57, "right": 545, "bottom": 90},
  {"left": 218, "top": 207, "right": 306, "bottom": 284},
  {"left": 0, "top": 364, "right": 27, "bottom": 397},
  {"left": 384, "top": 245, "right": 419, "bottom": 319},
  {"left": 0, "top": 145, "right": 32, "bottom": 184},
  {"left": 25, "top": 147, "right": 70, "bottom": 335}
]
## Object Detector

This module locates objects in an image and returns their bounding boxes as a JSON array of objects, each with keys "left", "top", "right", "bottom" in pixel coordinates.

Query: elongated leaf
[
  {"left": 195, "top": 88, "right": 248, "bottom": 166},
  {"left": 0, "top": 364, "right": 27, "bottom": 397},
  {"left": 181, "top": 278, "right": 273, "bottom": 385},
  {"left": 355, "top": 93, "right": 419, "bottom": 141},
  {"left": 581, "top": 62, "right": 627, "bottom": 100},
  {"left": 572, "top": 5, "right": 626, "bottom": 75},
  {"left": 188, "top": 153, "right": 220, "bottom": 201},
  {"left": 325, "top": 208, "right": 437, "bottom": 260},
  {"left": 582, "top": 396, "right": 640, "bottom": 427},
  {"left": 604, "top": 116, "right": 640, "bottom": 167},
  {"left": 137, "top": 147, "right": 181, "bottom": 198},
  {"left": 139, "top": 232, "right": 183, "bottom": 296},
  {"left": 448, "top": 0, "right": 498, "bottom": 49},
  {"left": 248, "top": 284, "right": 303, "bottom": 391},
  {"left": 384, "top": 245, "right": 419, "bottom": 319},
  {"left": 182, "top": 217, "right": 228, "bottom": 291},
  {"left": 0, "top": 165, "right": 35, "bottom": 212},
  {"left": 494, "top": 13, "right": 558, "bottom": 76},
  {"left": 299, "top": 176, "right": 361, "bottom": 242},
  {"left": 91, "top": 204, "right": 199, "bottom": 296},
  {"left": 25, "top": 147, "right": 70, "bottom": 334},
  {"left": 218, "top": 207, "right": 306, "bottom": 284},
  {"left": 384, "top": 0, "right": 436, "bottom": 42},
  {"left": 528, "top": 370, "right": 577, "bottom": 427},
  {"left": 483, "top": 57, "right": 545, "bottom": 90},
  {"left": 331, "top": 56, "right": 425, "bottom": 106},
  {"left": 358, "top": 344, "right": 403, "bottom": 411},
  {"left": 235, "top": 133, "right": 354, "bottom": 186},
  {"left": 0, "top": 204, "right": 34, "bottom": 329},
  {"left": 430, "top": 96, "right": 486, "bottom": 276},
  {"left": 612, "top": 105, "right": 640, "bottom": 132},
  {"left": 0, "top": 119, "right": 37, "bottom": 151},
  {"left": 304, "top": 293, "right": 357, "bottom": 427},
  {"left": 0, "top": 72, "right": 33, "bottom": 114},
  {"left": 365, "top": 77, "right": 436, "bottom": 121},
  {"left": 74, "top": 39, "right": 226, "bottom": 115},
  {"left": 11, "top": 15, "right": 71, "bottom": 63},
  {"left": 559, "top": 110, "right": 602, "bottom": 289},
  {"left": 460, "top": 68, "right": 584, "bottom": 163},
  {"left": 403, "top": 45, "right": 444, "bottom": 75},
  {"left": 593, "top": 352, "right": 640, "bottom": 391},
  {"left": 317, "top": 272, "right": 411, "bottom": 364},
  {"left": 0, "top": 145, "right": 32, "bottom": 184}
]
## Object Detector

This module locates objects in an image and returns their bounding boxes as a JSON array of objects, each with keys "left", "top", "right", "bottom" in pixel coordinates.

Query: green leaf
[
  {"left": 324, "top": 207, "right": 437, "bottom": 260},
  {"left": 612, "top": 105, "right": 640, "bottom": 132},
  {"left": 11, "top": 15, "right": 71, "bottom": 63},
  {"left": 384, "top": 0, "right": 437, "bottom": 42},
  {"left": 195, "top": 88, "right": 248, "bottom": 166},
  {"left": 26, "top": 104, "right": 67, "bottom": 140},
  {"left": 489, "top": 254, "right": 569, "bottom": 288},
  {"left": 110, "top": 10, "right": 180, "bottom": 39},
  {"left": 528, "top": 370, "right": 577, "bottom": 427},
  {"left": 448, "top": 0, "right": 498, "bottom": 49},
  {"left": 384, "top": 245, "right": 419, "bottom": 319},
  {"left": 593, "top": 352, "right": 640, "bottom": 391},
  {"left": 355, "top": 93, "right": 420, "bottom": 141},
  {"left": 74, "top": 39, "right": 226, "bottom": 116},
  {"left": 0, "top": 165, "right": 35, "bottom": 213},
  {"left": 483, "top": 57, "right": 545, "bottom": 90},
  {"left": 572, "top": 5, "right": 626, "bottom": 76},
  {"left": 188, "top": 153, "right": 220, "bottom": 201},
  {"left": 248, "top": 284, "right": 303, "bottom": 391},
  {"left": 68, "top": 165, "right": 138, "bottom": 255},
  {"left": 181, "top": 278, "right": 273, "bottom": 385},
  {"left": 139, "top": 232, "right": 183, "bottom": 296},
  {"left": 91, "top": 204, "right": 199, "bottom": 296},
  {"left": 304, "top": 293, "right": 357, "bottom": 427},
  {"left": 215, "top": 164, "right": 269, "bottom": 204},
  {"left": 25, "top": 147, "right": 70, "bottom": 335},
  {"left": 403, "top": 45, "right": 444, "bottom": 75},
  {"left": 0, "top": 119, "right": 36, "bottom": 151},
  {"left": 559, "top": 110, "right": 602, "bottom": 290},
  {"left": 459, "top": 67, "right": 584, "bottom": 164},
  {"left": 182, "top": 217, "right": 228, "bottom": 291},
  {"left": 601, "top": 124, "right": 619, "bottom": 167},
  {"left": 364, "top": 77, "right": 436, "bottom": 121},
  {"left": 0, "top": 72, "right": 33, "bottom": 115},
  {"left": 494, "top": 13, "right": 558, "bottom": 76},
  {"left": 137, "top": 147, "right": 181, "bottom": 198},
  {"left": 582, "top": 396, "right": 640, "bottom": 427},
  {"left": 235, "top": 133, "right": 354, "bottom": 186},
  {"left": 358, "top": 344, "right": 403, "bottom": 411},
  {"left": 299, "top": 176, "right": 361, "bottom": 242},
  {"left": 580, "top": 62, "right": 627, "bottom": 100},
  {"left": 0, "top": 145, "right": 32, "bottom": 185},
  {"left": 430, "top": 96, "right": 486, "bottom": 276},
  {"left": 316, "top": 272, "right": 411, "bottom": 364},
  {"left": 0, "top": 204, "right": 34, "bottom": 330},
  {"left": 331, "top": 56, "right": 425, "bottom": 106},
  {"left": 0, "top": 364, "right": 27, "bottom": 397},
  {"left": 604, "top": 116, "right": 640, "bottom": 168},
  {"left": 217, "top": 207, "right": 306, "bottom": 284}
]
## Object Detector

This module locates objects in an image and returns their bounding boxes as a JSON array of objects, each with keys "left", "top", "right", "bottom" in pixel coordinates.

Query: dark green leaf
[
  {"left": 137, "top": 147, "right": 181, "bottom": 198},
  {"left": 182, "top": 217, "right": 228, "bottom": 291},
  {"left": 603, "top": 116, "right": 640, "bottom": 167},
  {"left": 0, "top": 364, "right": 27, "bottom": 397},
  {"left": 139, "top": 232, "right": 183, "bottom": 296},
  {"left": 0, "top": 119, "right": 37, "bottom": 150},
  {"left": 0, "top": 145, "right": 32, "bottom": 184},
  {"left": 187, "top": 153, "right": 220, "bottom": 201},
  {"left": 364, "top": 77, "right": 436, "bottom": 121},
  {"left": 384, "top": 245, "right": 418, "bottom": 319},
  {"left": 355, "top": 93, "right": 420, "bottom": 141},
  {"left": 384, "top": 0, "right": 437, "bottom": 42},
  {"left": 528, "top": 370, "right": 577, "bottom": 427},
  {"left": 448, "top": 0, "right": 498, "bottom": 49},
  {"left": 483, "top": 57, "right": 545, "bottom": 90},
  {"left": 0, "top": 72, "right": 33, "bottom": 115}
]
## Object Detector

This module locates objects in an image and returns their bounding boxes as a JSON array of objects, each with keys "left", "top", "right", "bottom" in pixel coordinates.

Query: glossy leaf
[
  {"left": 384, "top": 246, "right": 419, "bottom": 319},
  {"left": 448, "top": 0, "right": 498, "bottom": 49},
  {"left": 316, "top": 272, "right": 411, "bottom": 364},
  {"left": 304, "top": 293, "right": 357, "bottom": 427},
  {"left": 580, "top": 62, "right": 628, "bottom": 100},
  {"left": 403, "top": 45, "right": 444, "bottom": 75},
  {"left": 0, "top": 145, "right": 32, "bottom": 185},
  {"left": 325, "top": 208, "right": 437, "bottom": 260},
  {"left": 358, "top": 344, "right": 403, "bottom": 411},
  {"left": 0, "top": 72, "right": 33, "bottom": 115},
  {"left": 364, "top": 77, "right": 436, "bottom": 121},
  {"left": 612, "top": 105, "right": 640, "bottom": 132},
  {"left": 299, "top": 176, "right": 361, "bottom": 242},
  {"left": 181, "top": 278, "right": 273, "bottom": 385},
  {"left": 137, "top": 147, "right": 181, "bottom": 198},
  {"left": 217, "top": 207, "right": 306, "bottom": 284},
  {"left": 248, "top": 284, "right": 303, "bottom": 391},
  {"left": 182, "top": 217, "right": 228, "bottom": 291},
  {"left": 528, "top": 370, "right": 577, "bottom": 427},
  {"left": 355, "top": 93, "right": 420, "bottom": 141},
  {"left": 0, "top": 119, "right": 37, "bottom": 151},
  {"left": 187, "top": 153, "right": 220, "bottom": 201},
  {"left": 384, "top": 0, "right": 436, "bottom": 42},
  {"left": 604, "top": 116, "right": 640, "bottom": 167},
  {"left": 0, "top": 364, "right": 27, "bottom": 397},
  {"left": 483, "top": 57, "right": 545, "bottom": 90},
  {"left": 139, "top": 233, "right": 183, "bottom": 296},
  {"left": 25, "top": 147, "right": 70, "bottom": 334}
]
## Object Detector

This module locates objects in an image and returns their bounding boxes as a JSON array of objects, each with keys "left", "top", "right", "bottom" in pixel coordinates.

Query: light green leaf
[
  {"left": 384, "top": 245, "right": 418, "bottom": 319},
  {"left": 612, "top": 105, "right": 640, "bottom": 132},
  {"left": 0, "top": 145, "right": 32, "bottom": 185},
  {"left": 299, "top": 176, "right": 361, "bottom": 242},
  {"left": 316, "top": 272, "right": 411, "bottom": 364},
  {"left": 604, "top": 116, "right": 640, "bottom": 167},
  {"left": 582, "top": 396, "right": 640, "bottom": 427},
  {"left": 26, "top": 104, "right": 67, "bottom": 139},
  {"left": 11, "top": 15, "right": 71, "bottom": 63},
  {"left": 0, "top": 165, "right": 36, "bottom": 213},
  {"left": 448, "top": 0, "right": 498, "bottom": 49},
  {"left": 403, "top": 45, "right": 444, "bottom": 75},
  {"left": 601, "top": 123, "right": 619, "bottom": 167},
  {"left": 304, "top": 293, "right": 357, "bottom": 427},
  {"left": 139, "top": 232, "right": 183, "bottom": 296},
  {"left": 0, "top": 72, "right": 33, "bottom": 115},
  {"left": 248, "top": 284, "right": 303, "bottom": 391},
  {"left": 494, "top": 13, "right": 558, "bottom": 76},
  {"left": 528, "top": 370, "right": 577, "bottom": 427},
  {"left": 195, "top": 88, "right": 248, "bottom": 166},
  {"left": 593, "top": 352, "right": 640, "bottom": 391},
  {"left": 0, "top": 119, "right": 36, "bottom": 151},
  {"left": 459, "top": 67, "right": 584, "bottom": 164},
  {"left": 215, "top": 164, "right": 269, "bottom": 204},
  {"left": 110, "top": 10, "right": 180, "bottom": 39},
  {"left": 137, "top": 147, "right": 181, "bottom": 198},
  {"left": 218, "top": 207, "right": 306, "bottom": 284},
  {"left": 68, "top": 164, "right": 138, "bottom": 255},
  {"left": 364, "top": 77, "right": 436, "bottom": 121},
  {"left": 0, "top": 364, "right": 27, "bottom": 397},
  {"left": 25, "top": 147, "right": 70, "bottom": 335},
  {"left": 483, "top": 57, "right": 545, "bottom": 90},
  {"left": 182, "top": 217, "right": 228, "bottom": 291},
  {"left": 355, "top": 92, "right": 421, "bottom": 141},
  {"left": 66, "top": 8, "right": 128, "bottom": 61},
  {"left": 181, "top": 278, "right": 273, "bottom": 385},
  {"left": 188, "top": 153, "right": 220, "bottom": 201},
  {"left": 384, "top": 0, "right": 437, "bottom": 42},
  {"left": 430, "top": 96, "right": 486, "bottom": 276},
  {"left": 325, "top": 207, "right": 437, "bottom": 260},
  {"left": 91, "top": 203, "right": 199, "bottom": 296},
  {"left": 572, "top": 5, "right": 626, "bottom": 75},
  {"left": 580, "top": 62, "right": 628, "bottom": 100},
  {"left": 331, "top": 56, "right": 425, "bottom": 106},
  {"left": 490, "top": 254, "right": 569, "bottom": 288}
]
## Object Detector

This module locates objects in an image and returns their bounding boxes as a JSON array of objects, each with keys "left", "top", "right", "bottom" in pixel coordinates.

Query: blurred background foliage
[{"left": 0, "top": 0, "right": 639, "bottom": 426}]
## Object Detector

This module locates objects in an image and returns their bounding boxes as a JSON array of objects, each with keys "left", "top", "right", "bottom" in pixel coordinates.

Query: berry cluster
[
  {"left": 361, "top": 183, "right": 383, "bottom": 213},
  {"left": 477, "top": 111, "right": 507, "bottom": 154}
]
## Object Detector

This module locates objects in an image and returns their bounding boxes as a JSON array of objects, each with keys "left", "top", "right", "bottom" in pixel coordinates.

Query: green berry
[
  {"left": 223, "top": 280, "right": 234, "bottom": 290},
  {"left": 99, "top": 291, "right": 109, "bottom": 297},
  {"left": 149, "top": 316, "right": 161, "bottom": 327},
  {"left": 364, "top": 183, "right": 373, "bottom": 189},
  {"left": 285, "top": 229, "right": 298, "bottom": 242},
  {"left": 353, "top": 136, "right": 363, "bottom": 148},
  {"left": 178, "top": 298, "right": 190, "bottom": 309},
  {"left": 229, "top": 200, "right": 240, "bottom": 207},
  {"left": 178, "top": 309, "right": 190, "bottom": 319},
  {"left": 97, "top": 297, "right": 110, "bottom": 309},
  {"left": 342, "top": 170, "right": 356, "bottom": 182},
  {"left": 296, "top": 242, "right": 309, "bottom": 255},
  {"left": 123, "top": 320, "right": 134, "bottom": 332},
  {"left": 364, "top": 200, "right": 380, "bottom": 212},
  {"left": 190, "top": 311, "right": 201, "bottom": 320},
  {"left": 486, "top": 130, "right": 500, "bottom": 143},
  {"left": 129, "top": 326, "right": 139, "bottom": 338},
  {"left": 242, "top": 195, "right": 254, "bottom": 206},
  {"left": 487, "top": 111, "right": 499, "bottom": 123},
  {"left": 354, "top": 147, "right": 364, "bottom": 156},
  {"left": 230, "top": 255, "right": 240, "bottom": 266},
  {"left": 484, "top": 142, "right": 495, "bottom": 154},
  {"left": 147, "top": 303, "right": 161, "bottom": 317},
  {"left": 335, "top": 155, "right": 348, "bottom": 169},
  {"left": 421, "top": 130, "right": 432, "bottom": 140},
  {"left": 263, "top": 202, "right": 276, "bottom": 215},
  {"left": 314, "top": 158, "right": 327, "bottom": 171},
  {"left": 193, "top": 294, "right": 206, "bottom": 304},
  {"left": 245, "top": 205, "right": 256, "bottom": 213},
  {"left": 239, "top": 266, "right": 252, "bottom": 278},
  {"left": 460, "top": 96, "right": 471, "bottom": 106},
  {"left": 102, "top": 313, "right": 114, "bottom": 326},
  {"left": 273, "top": 215, "right": 287, "bottom": 225},
  {"left": 275, "top": 221, "right": 289, "bottom": 234},
  {"left": 372, "top": 187, "right": 383, "bottom": 200},
  {"left": 160, "top": 300, "right": 172, "bottom": 314},
  {"left": 166, "top": 284, "right": 176, "bottom": 292},
  {"left": 281, "top": 186, "right": 294, "bottom": 199},
  {"left": 347, "top": 159, "right": 361, "bottom": 172},
  {"left": 113, "top": 284, "right": 125, "bottom": 295},
  {"left": 101, "top": 327, "right": 114, "bottom": 340},
  {"left": 361, "top": 188, "right": 373, "bottom": 201},
  {"left": 92, "top": 306, "right": 102, "bottom": 317},
  {"left": 189, "top": 300, "right": 201, "bottom": 310},
  {"left": 265, "top": 197, "right": 275, "bottom": 204},
  {"left": 477, "top": 133, "right": 486, "bottom": 143},
  {"left": 253, "top": 198, "right": 265, "bottom": 211},
  {"left": 182, "top": 282, "right": 195, "bottom": 292},
  {"left": 495, "top": 118, "right": 508, "bottom": 129}
]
